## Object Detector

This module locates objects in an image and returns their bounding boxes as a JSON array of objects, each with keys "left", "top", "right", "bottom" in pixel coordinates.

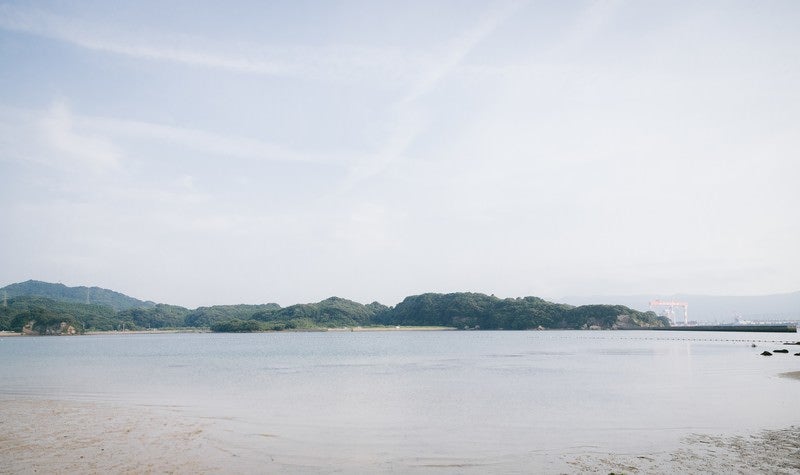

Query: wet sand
[
  {"left": 0, "top": 398, "right": 228, "bottom": 474},
  {"left": 2, "top": 397, "right": 798, "bottom": 474},
  {"left": 780, "top": 370, "right": 800, "bottom": 380},
  {"left": 565, "top": 428, "right": 800, "bottom": 474}
]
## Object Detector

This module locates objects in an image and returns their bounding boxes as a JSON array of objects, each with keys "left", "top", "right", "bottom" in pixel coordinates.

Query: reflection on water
[{"left": 1, "top": 330, "right": 798, "bottom": 469}]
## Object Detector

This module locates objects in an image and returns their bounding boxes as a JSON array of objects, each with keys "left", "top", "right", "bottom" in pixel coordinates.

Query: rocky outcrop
[{"left": 21, "top": 320, "right": 79, "bottom": 336}]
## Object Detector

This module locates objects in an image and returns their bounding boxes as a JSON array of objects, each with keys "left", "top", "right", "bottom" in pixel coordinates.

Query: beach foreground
[
  {"left": 0, "top": 398, "right": 233, "bottom": 474},
  {"left": 1, "top": 398, "right": 798, "bottom": 474}
]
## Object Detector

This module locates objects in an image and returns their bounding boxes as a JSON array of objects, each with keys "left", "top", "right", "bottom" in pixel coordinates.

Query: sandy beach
[
  {"left": 2, "top": 396, "right": 799, "bottom": 474},
  {"left": 0, "top": 398, "right": 229, "bottom": 475}
]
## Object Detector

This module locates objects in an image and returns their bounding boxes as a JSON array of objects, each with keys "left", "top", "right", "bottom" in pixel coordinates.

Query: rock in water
[
  {"left": 773, "top": 349, "right": 789, "bottom": 353},
  {"left": 761, "top": 351, "right": 773, "bottom": 356}
]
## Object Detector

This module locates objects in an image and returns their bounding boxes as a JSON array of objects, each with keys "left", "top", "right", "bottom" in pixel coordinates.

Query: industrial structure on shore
[{"left": 649, "top": 299, "right": 689, "bottom": 325}]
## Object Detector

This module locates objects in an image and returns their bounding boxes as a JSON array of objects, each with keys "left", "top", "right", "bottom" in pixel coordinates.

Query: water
[{"left": 1, "top": 330, "right": 798, "bottom": 470}]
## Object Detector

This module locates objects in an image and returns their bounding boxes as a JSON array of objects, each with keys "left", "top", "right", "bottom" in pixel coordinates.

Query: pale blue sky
[{"left": 1, "top": 1, "right": 798, "bottom": 307}]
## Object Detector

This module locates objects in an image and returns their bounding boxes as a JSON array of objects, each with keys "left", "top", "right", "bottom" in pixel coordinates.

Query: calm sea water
[{"left": 1, "top": 330, "right": 798, "bottom": 471}]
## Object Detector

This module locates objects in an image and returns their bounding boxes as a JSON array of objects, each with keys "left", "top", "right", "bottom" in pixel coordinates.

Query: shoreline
[
  {"left": 1, "top": 396, "right": 798, "bottom": 474},
  {"left": 84, "top": 328, "right": 211, "bottom": 335},
  {"left": 2, "top": 326, "right": 458, "bottom": 337},
  {"left": 327, "top": 325, "right": 457, "bottom": 332},
  {"left": 4, "top": 325, "right": 798, "bottom": 337}
]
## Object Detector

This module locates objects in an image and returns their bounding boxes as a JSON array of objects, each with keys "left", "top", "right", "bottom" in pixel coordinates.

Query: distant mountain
[
  {"left": 560, "top": 291, "right": 800, "bottom": 323},
  {"left": 1, "top": 280, "right": 155, "bottom": 312},
  {"left": 0, "top": 280, "right": 670, "bottom": 333}
]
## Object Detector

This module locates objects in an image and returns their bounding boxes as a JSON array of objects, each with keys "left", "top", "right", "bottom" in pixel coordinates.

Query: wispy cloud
[
  {"left": 0, "top": 4, "right": 294, "bottom": 75},
  {"left": 0, "top": 102, "right": 354, "bottom": 167},
  {"left": 0, "top": 1, "right": 522, "bottom": 190},
  {"left": 340, "top": 1, "right": 524, "bottom": 190},
  {"left": 39, "top": 101, "right": 121, "bottom": 171},
  {"left": 556, "top": 0, "right": 625, "bottom": 55},
  {"left": 83, "top": 114, "right": 356, "bottom": 166},
  {"left": 402, "top": 0, "right": 525, "bottom": 105},
  {"left": 0, "top": 3, "right": 430, "bottom": 85}
]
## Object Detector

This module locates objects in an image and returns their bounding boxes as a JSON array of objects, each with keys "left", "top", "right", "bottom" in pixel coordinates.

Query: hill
[
  {"left": 1, "top": 280, "right": 154, "bottom": 311},
  {"left": 374, "top": 292, "right": 667, "bottom": 330},
  {"left": 208, "top": 298, "right": 388, "bottom": 332},
  {"left": 1, "top": 280, "right": 669, "bottom": 333},
  {"left": 0, "top": 295, "right": 118, "bottom": 333},
  {"left": 184, "top": 304, "right": 282, "bottom": 327}
]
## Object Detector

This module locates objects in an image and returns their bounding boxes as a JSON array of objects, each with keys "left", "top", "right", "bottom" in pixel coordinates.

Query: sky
[{"left": 1, "top": 0, "right": 798, "bottom": 308}]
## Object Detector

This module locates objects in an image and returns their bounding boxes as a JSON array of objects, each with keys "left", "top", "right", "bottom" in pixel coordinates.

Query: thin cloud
[
  {"left": 2, "top": 102, "right": 352, "bottom": 168},
  {"left": 83, "top": 114, "right": 356, "bottom": 166},
  {"left": 340, "top": 1, "right": 525, "bottom": 191},
  {"left": 0, "top": 4, "right": 295, "bottom": 75},
  {"left": 40, "top": 101, "right": 121, "bottom": 171},
  {"left": 402, "top": 0, "right": 525, "bottom": 105},
  {"left": 0, "top": 3, "right": 429, "bottom": 85},
  {"left": 556, "top": 0, "right": 626, "bottom": 55}
]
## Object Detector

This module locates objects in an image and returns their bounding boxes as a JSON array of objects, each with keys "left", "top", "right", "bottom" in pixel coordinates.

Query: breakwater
[{"left": 626, "top": 325, "right": 797, "bottom": 333}]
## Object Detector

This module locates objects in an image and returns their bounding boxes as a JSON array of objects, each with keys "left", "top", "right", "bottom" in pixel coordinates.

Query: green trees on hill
[
  {"left": 1, "top": 280, "right": 153, "bottom": 311},
  {"left": 207, "top": 298, "right": 388, "bottom": 332},
  {"left": 378, "top": 293, "right": 661, "bottom": 330},
  {"left": 9, "top": 307, "right": 82, "bottom": 334},
  {"left": 269, "top": 297, "right": 388, "bottom": 327},
  {"left": 116, "top": 304, "right": 191, "bottom": 329},
  {"left": 210, "top": 319, "right": 264, "bottom": 332},
  {"left": 0, "top": 281, "right": 669, "bottom": 333},
  {"left": 378, "top": 292, "right": 492, "bottom": 327},
  {"left": 210, "top": 293, "right": 666, "bottom": 332},
  {"left": 0, "top": 296, "right": 104, "bottom": 334},
  {"left": 184, "top": 304, "right": 281, "bottom": 327},
  {"left": 210, "top": 318, "right": 308, "bottom": 332},
  {"left": 1, "top": 296, "right": 116, "bottom": 331}
]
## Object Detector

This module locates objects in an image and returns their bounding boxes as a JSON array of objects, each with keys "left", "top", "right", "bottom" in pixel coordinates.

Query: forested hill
[
  {"left": 0, "top": 281, "right": 669, "bottom": 334},
  {"left": 1, "top": 280, "right": 155, "bottom": 311},
  {"left": 374, "top": 293, "right": 667, "bottom": 330}
]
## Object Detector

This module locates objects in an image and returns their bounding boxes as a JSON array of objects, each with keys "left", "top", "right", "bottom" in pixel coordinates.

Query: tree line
[{"left": 0, "top": 291, "right": 669, "bottom": 335}]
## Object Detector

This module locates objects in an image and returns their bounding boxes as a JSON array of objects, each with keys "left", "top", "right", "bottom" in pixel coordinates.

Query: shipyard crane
[{"left": 649, "top": 299, "right": 689, "bottom": 325}]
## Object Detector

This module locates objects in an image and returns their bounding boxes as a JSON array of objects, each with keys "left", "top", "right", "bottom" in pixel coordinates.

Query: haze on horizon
[{"left": 1, "top": 1, "right": 798, "bottom": 308}]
